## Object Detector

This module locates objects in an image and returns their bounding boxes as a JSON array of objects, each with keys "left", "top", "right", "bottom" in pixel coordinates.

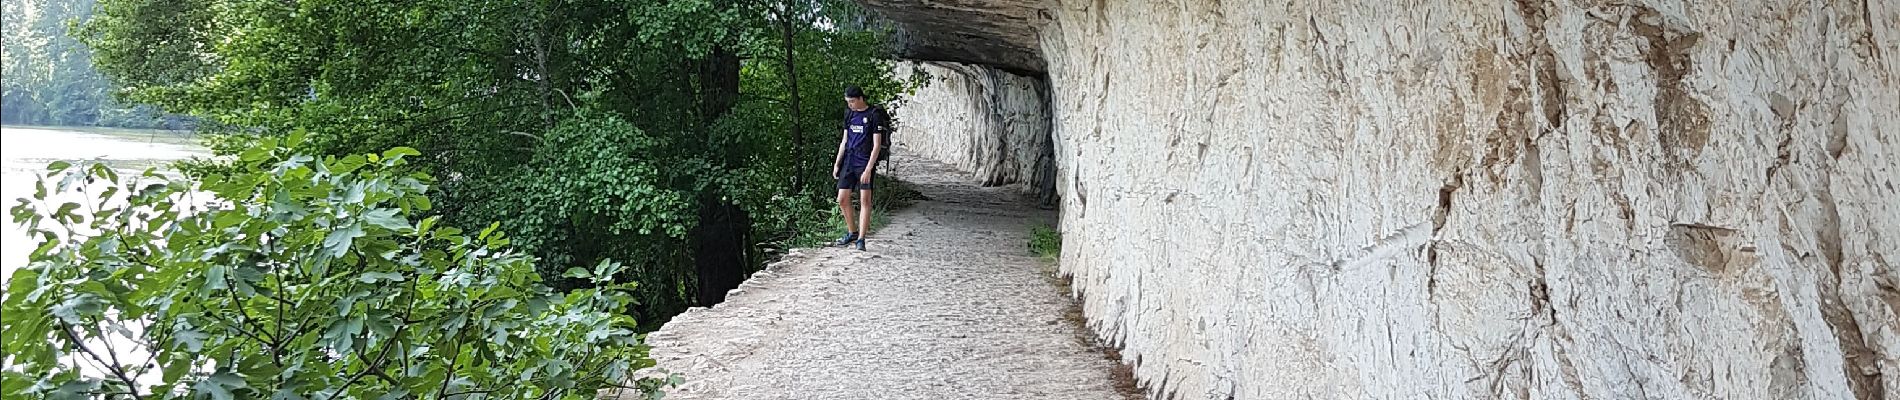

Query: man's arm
[
  {"left": 860, "top": 133, "right": 883, "bottom": 183},
  {"left": 833, "top": 129, "right": 849, "bottom": 178}
]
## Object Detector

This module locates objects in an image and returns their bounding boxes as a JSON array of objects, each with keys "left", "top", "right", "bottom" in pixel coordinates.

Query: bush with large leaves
[
  {"left": 457, "top": 114, "right": 701, "bottom": 315},
  {"left": 0, "top": 136, "right": 674, "bottom": 399}
]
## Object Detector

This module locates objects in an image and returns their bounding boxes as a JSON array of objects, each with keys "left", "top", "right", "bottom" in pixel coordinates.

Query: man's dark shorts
[{"left": 837, "top": 163, "right": 877, "bottom": 191}]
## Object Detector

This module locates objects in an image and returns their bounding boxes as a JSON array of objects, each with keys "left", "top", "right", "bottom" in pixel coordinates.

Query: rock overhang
[{"left": 854, "top": 0, "right": 1047, "bottom": 74}]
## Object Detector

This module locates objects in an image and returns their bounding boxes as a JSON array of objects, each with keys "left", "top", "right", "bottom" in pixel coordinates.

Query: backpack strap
[{"left": 871, "top": 105, "right": 894, "bottom": 134}]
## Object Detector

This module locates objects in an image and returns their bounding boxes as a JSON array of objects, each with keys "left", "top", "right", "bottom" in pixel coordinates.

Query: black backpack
[{"left": 871, "top": 105, "right": 895, "bottom": 162}]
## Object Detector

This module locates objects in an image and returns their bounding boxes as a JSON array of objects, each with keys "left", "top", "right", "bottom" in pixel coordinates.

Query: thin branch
[
  {"left": 435, "top": 317, "right": 470, "bottom": 398},
  {"left": 398, "top": 270, "right": 421, "bottom": 372},
  {"left": 329, "top": 364, "right": 372, "bottom": 400},
  {"left": 507, "top": 131, "right": 544, "bottom": 142},
  {"left": 86, "top": 317, "right": 135, "bottom": 388},
  {"left": 432, "top": 293, "right": 496, "bottom": 398},
  {"left": 271, "top": 263, "right": 289, "bottom": 367},
  {"left": 328, "top": 325, "right": 405, "bottom": 400},
  {"left": 404, "top": 92, "right": 503, "bottom": 116},
  {"left": 58, "top": 322, "right": 145, "bottom": 400},
  {"left": 352, "top": 351, "right": 402, "bottom": 386},
  {"left": 419, "top": 39, "right": 516, "bottom": 62},
  {"left": 135, "top": 318, "right": 160, "bottom": 379},
  {"left": 553, "top": 88, "right": 578, "bottom": 113},
  {"left": 285, "top": 251, "right": 342, "bottom": 351},
  {"left": 442, "top": 389, "right": 499, "bottom": 398},
  {"left": 223, "top": 271, "right": 277, "bottom": 345},
  {"left": 203, "top": 310, "right": 274, "bottom": 346},
  {"left": 406, "top": 103, "right": 537, "bottom": 129}
]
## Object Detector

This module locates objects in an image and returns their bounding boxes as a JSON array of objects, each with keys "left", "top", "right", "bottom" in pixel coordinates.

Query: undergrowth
[{"left": 1029, "top": 224, "right": 1062, "bottom": 260}]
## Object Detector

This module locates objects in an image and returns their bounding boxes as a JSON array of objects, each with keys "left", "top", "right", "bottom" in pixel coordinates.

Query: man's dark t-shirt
[{"left": 843, "top": 106, "right": 887, "bottom": 169}]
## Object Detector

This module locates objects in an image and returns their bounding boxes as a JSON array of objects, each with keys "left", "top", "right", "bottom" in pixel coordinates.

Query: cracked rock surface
[
  {"left": 874, "top": 0, "right": 1899, "bottom": 398},
  {"left": 1034, "top": 1, "right": 1900, "bottom": 399}
]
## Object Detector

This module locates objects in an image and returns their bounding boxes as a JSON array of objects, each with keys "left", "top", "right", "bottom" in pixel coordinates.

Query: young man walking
[{"left": 832, "top": 86, "right": 888, "bottom": 250}]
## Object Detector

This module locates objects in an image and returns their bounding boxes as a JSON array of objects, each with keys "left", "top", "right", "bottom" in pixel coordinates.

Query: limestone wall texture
[
  {"left": 866, "top": 0, "right": 1900, "bottom": 398},
  {"left": 891, "top": 61, "right": 1056, "bottom": 202}
]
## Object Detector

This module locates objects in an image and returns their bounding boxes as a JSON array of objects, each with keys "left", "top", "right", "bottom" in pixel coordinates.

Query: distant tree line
[{"left": 1, "top": 0, "right": 191, "bottom": 129}]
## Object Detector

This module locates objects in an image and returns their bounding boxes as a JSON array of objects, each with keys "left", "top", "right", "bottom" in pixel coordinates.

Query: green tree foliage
[
  {"left": 77, "top": 0, "right": 927, "bottom": 324},
  {"left": 0, "top": 0, "right": 184, "bottom": 128},
  {"left": 1, "top": 137, "right": 675, "bottom": 399}
]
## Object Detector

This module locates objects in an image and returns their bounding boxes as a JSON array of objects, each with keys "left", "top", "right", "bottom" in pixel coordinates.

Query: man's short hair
[{"left": 844, "top": 86, "right": 866, "bottom": 99}]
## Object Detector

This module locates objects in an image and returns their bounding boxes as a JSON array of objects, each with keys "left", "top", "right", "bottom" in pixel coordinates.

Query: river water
[
  {"left": 1, "top": 126, "right": 208, "bottom": 385},
  {"left": 0, "top": 125, "right": 207, "bottom": 288}
]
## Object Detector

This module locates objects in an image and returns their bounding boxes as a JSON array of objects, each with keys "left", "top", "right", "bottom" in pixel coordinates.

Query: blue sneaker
[
  {"left": 834, "top": 232, "right": 858, "bottom": 247},
  {"left": 856, "top": 237, "right": 866, "bottom": 251}
]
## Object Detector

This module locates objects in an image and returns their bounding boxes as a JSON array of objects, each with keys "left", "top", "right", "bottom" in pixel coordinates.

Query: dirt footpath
[{"left": 619, "top": 159, "right": 1132, "bottom": 400}]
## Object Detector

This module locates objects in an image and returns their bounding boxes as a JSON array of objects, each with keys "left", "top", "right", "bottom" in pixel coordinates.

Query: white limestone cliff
[
  {"left": 874, "top": 0, "right": 1900, "bottom": 398},
  {"left": 890, "top": 61, "right": 1054, "bottom": 202}
]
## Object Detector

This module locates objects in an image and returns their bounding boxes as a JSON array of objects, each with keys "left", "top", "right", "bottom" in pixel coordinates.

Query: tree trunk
[
  {"left": 691, "top": 43, "right": 753, "bottom": 308},
  {"left": 690, "top": 192, "right": 753, "bottom": 306},
  {"left": 688, "top": 19, "right": 752, "bottom": 310},
  {"left": 778, "top": 11, "right": 805, "bottom": 190},
  {"left": 528, "top": 9, "right": 555, "bottom": 128},
  {"left": 698, "top": 46, "right": 741, "bottom": 126}
]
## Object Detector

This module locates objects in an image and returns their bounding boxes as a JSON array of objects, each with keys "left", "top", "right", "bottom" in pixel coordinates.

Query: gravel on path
[{"left": 618, "top": 159, "right": 1133, "bottom": 400}]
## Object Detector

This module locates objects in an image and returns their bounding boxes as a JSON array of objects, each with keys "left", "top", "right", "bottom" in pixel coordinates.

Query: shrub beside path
[{"left": 618, "top": 158, "right": 1133, "bottom": 400}]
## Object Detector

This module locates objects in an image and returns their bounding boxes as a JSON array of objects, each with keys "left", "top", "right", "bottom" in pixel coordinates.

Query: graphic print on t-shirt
[{"left": 843, "top": 110, "right": 880, "bottom": 168}]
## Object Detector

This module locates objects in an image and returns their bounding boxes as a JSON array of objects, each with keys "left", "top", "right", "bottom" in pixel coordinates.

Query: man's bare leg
[
  {"left": 856, "top": 189, "right": 874, "bottom": 248},
  {"left": 837, "top": 189, "right": 858, "bottom": 243}
]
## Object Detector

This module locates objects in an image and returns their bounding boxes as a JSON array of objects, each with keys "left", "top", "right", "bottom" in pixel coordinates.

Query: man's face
[{"left": 846, "top": 96, "right": 866, "bottom": 110}]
